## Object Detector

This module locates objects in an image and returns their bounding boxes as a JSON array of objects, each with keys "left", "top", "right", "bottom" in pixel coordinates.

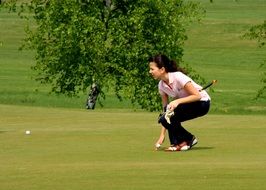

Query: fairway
[
  {"left": 1, "top": 0, "right": 266, "bottom": 189},
  {"left": 1, "top": 105, "right": 266, "bottom": 190}
]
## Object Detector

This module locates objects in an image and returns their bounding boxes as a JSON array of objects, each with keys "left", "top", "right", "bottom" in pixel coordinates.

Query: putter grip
[{"left": 200, "top": 80, "right": 217, "bottom": 91}]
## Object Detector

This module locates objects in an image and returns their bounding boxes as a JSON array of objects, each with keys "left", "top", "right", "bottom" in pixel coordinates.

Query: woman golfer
[{"left": 149, "top": 54, "right": 211, "bottom": 151}]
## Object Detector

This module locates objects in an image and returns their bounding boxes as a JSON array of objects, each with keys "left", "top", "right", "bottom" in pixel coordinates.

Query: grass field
[
  {"left": 1, "top": 104, "right": 266, "bottom": 190},
  {"left": 183, "top": 0, "right": 266, "bottom": 114},
  {"left": 1, "top": 1, "right": 266, "bottom": 190}
]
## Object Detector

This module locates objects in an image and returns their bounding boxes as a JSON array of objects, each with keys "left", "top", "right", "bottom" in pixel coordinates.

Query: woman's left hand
[{"left": 168, "top": 100, "right": 179, "bottom": 111}]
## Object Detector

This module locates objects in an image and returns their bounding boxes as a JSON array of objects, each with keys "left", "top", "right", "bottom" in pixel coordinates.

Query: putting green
[{"left": 1, "top": 105, "right": 266, "bottom": 190}]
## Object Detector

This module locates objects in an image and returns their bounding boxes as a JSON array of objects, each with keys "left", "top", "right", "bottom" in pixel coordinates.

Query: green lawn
[
  {"left": 184, "top": 0, "right": 266, "bottom": 114},
  {"left": 1, "top": 1, "right": 266, "bottom": 189},
  {"left": 1, "top": 104, "right": 266, "bottom": 190}
]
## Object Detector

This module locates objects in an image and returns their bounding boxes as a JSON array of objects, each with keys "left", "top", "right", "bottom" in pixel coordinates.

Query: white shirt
[{"left": 158, "top": 72, "right": 211, "bottom": 101}]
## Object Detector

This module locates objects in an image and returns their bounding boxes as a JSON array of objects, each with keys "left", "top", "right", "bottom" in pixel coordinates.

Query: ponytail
[
  {"left": 149, "top": 54, "right": 186, "bottom": 74},
  {"left": 171, "top": 60, "right": 187, "bottom": 74}
]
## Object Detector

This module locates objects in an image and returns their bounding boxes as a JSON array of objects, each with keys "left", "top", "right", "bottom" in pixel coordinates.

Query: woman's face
[{"left": 149, "top": 62, "right": 165, "bottom": 80}]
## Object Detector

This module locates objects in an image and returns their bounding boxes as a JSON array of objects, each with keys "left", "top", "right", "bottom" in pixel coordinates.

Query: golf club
[{"left": 200, "top": 79, "right": 217, "bottom": 92}]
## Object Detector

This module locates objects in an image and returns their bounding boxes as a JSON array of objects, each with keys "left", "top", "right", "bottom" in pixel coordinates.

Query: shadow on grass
[{"left": 191, "top": 146, "right": 214, "bottom": 151}]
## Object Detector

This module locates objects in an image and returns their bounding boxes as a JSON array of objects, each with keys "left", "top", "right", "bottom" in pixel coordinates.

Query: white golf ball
[{"left": 25, "top": 130, "right": 31, "bottom": 135}]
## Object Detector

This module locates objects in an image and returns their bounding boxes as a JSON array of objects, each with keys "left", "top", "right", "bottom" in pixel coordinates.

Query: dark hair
[{"left": 148, "top": 54, "right": 186, "bottom": 73}]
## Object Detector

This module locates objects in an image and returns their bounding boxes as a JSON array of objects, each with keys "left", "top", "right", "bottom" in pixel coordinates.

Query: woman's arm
[
  {"left": 161, "top": 93, "right": 169, "bottom": 111},
  {"left": 155, "top": 93, "right": 168, "bottom": 150},
  {"left": 155, "top": 126, "right": 166, "bottom": 149},
  {"left": 168, "top": 81, "right": 201, "bottom": 111}
]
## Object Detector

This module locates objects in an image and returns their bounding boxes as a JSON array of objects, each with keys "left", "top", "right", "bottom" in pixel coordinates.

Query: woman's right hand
[
  {"left": 155, "top": 134, "right": 165, "bottom": 150},
  {"left": 156, "top": 135, "right": 165, "bottom": 145},
  {"left": 155, "top": 126, "right": 166, "bottom": 150}
]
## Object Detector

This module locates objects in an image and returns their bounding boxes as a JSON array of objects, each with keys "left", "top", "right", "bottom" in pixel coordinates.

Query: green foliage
[
  {"left": 5, "top": 0, "right": 204, "bottom": 111},
  {"left": 243, "top": 20, "right": 266, "bottom": 99}
]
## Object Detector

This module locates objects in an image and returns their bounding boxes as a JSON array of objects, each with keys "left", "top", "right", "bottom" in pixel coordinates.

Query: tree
[
  {"left": 244, "top": 21, "right": 266, "bottom": 99},
  {"left": 6, "top": 0, "right": 204, "bottom": 111}
]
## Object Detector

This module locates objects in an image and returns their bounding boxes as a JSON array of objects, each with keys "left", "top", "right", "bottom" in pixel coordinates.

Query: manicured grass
[
  {"left": 1, "top": 2, "right": 266, "bottom": 190},
  {"left": 184, "top": 0, "right": 266, "bottom": 114},
  {"left": 1, "top": 104, "right": 266, "bottom": 190}
]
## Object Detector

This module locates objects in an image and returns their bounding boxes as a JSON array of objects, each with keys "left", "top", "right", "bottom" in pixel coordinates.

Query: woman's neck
[{"left": 161, "top": 73, "right": 169, "bottom": 84}]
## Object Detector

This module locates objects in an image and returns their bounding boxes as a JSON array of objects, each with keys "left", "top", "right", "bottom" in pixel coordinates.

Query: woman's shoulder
[
  {"left": 170, "top": 71, "right": 192, "bottom": 85},
  {"left": 169, "top": 71, "right": 187, "bottom": 78}
]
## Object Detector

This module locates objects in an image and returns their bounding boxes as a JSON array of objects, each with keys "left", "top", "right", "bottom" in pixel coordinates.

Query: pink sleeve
[{"left": 178, "top": 72, "right": 192, "bottom": 87}]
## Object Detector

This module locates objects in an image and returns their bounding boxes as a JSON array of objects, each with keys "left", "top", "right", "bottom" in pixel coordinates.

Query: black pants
[{"left": 161, "top": 101, "right": 210, "bottom": 145}]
